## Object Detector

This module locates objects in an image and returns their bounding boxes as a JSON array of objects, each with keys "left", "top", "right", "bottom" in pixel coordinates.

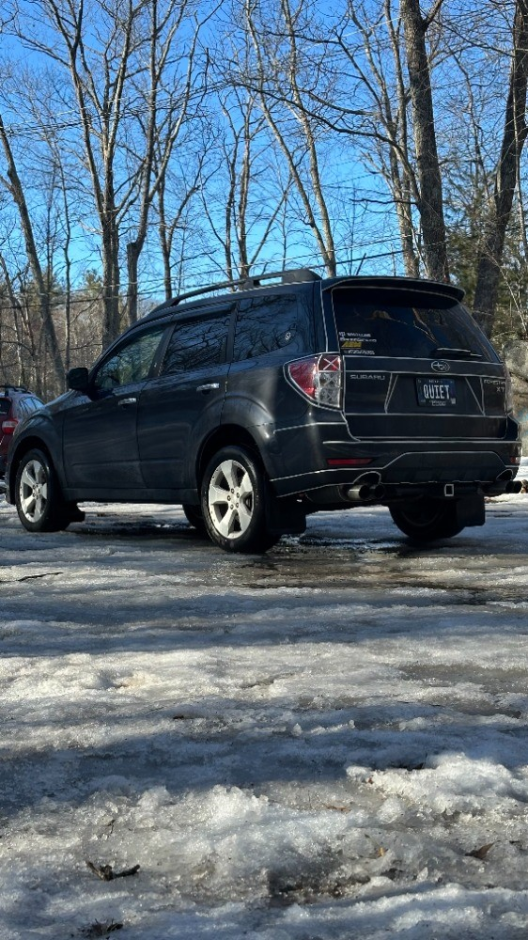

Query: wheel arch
[
  {"left": 8, "top": 437, "right": 59, "bottom": 503},
  {"left": 196, "top": 425, "right": 266, "bottom": 490}
]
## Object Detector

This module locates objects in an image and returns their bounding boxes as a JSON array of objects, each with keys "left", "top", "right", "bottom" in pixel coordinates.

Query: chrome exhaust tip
[
  {"left": 484, "top": 471, "right": 522, "bottom": 496},
  {"left": 345, "top": 482, "right": 386, "bottom": 502}
]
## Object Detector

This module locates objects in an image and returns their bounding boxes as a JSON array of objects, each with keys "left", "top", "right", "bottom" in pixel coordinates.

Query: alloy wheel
[
  {"left": 207, "top": 458, "right": 254, "bottom": 540},
  {"left": 19, "top": 458, "right": 49, "bottom": 524}
]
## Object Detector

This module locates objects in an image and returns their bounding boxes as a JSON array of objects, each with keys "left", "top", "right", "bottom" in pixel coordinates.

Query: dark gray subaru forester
[{"left": 6, "top": 269, "right": 522, "bottom": 552}]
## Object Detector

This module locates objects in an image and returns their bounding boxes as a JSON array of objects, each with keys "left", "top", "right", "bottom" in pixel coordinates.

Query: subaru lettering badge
[{"left": 431, "top": 360, "right": 450, "bottom": 373}]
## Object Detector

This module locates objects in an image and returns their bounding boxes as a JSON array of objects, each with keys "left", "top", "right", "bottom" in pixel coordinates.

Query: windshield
[{"left": 332, "top": 289, "right": 498, "bottom": 362}]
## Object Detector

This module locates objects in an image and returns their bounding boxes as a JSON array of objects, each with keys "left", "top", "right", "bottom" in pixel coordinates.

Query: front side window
[
  {"left": 161, "top": 310, "right": 233, "bottom": 374},
  {"left": 94, "top": 327, "right": 166, "bottom": 393},
  {"left": 332, "top": 288, "right": 498, "bottom": 361},
  {"left": 233, "top": 295, "right": 304, "bottom": 361}
]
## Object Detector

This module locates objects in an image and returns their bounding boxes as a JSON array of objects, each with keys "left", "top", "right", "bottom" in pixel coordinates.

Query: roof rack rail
[
  {"left": 1, "top": 384, "right": 27, "bottom": 394},
  {"left": 165, "top": 267, "right": 322, "bottom": 309}
]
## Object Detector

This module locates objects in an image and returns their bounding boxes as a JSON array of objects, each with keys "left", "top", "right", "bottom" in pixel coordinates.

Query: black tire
[
  {"left": 15, "top": 448, "right": 73, "bottom": 533},
  {"left": 201, "top": 445, "right": 280, "bottom": 553},
  {"left": 182, "top": 502, "right": 206, "bottom": 533},
  {"left": 389, "top": 499, "right": 464, "bottom": 543}
]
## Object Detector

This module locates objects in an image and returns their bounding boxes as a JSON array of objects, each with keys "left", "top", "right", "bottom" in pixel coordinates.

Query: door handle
[
  {"left": 197, "top": 383, "right": 220, "bottom": 393},
  {"left": 118, "top": 397, "right": 137, "bottom": 406}
]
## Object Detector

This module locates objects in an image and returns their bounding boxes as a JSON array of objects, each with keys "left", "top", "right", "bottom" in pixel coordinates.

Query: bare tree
[
  {"left": 156, "top": 150, "right": 207, "bottom": 299},
  {"left": 472, "top": 0, "right": 528, "bottom": 335},
  {"left": 124, "top": 0, "right": 208, "bottom": 325},
  {"left": 198, "top": 85, "right": 291, "bottom": 281},
  {"left": 0, "top": 111, "right": 65, "bottom": 391},
  {"left": 242, "top": 0, "right": 337, "bottom": 275},
  {"left": 333, "top": 1, "right": 421, "bottom": 277},
  {"left": 20, "top": 0, "right": 139, "bottom": 346},
  {"left": 400, "top": 0, "right": 449, "bottom": 281},
  {"left": 16, "top": 0, "right": 206, "bottom": 345},
  {"left": 293, "top": 0, "right": 528, "bottom": 329},
  {"left": 0, "top": 250, "right": 37, "bottom": 389}
]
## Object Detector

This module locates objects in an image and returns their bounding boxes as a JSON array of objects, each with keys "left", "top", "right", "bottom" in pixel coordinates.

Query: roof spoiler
[{"left": 323, "top": 275, "right": 465, "bottom": 302}]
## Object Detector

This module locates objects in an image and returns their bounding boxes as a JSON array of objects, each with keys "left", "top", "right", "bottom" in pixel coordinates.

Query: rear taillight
[
  {"left": 287, "top": 354, "right": 343, "bottom": 408},
  {"left": 1, "top": 419, "right": 18, "bottom": 434}
]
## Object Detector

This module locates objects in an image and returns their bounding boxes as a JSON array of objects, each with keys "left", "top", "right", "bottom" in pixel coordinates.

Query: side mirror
[{"left": 67, "top": 367, "right": 90, "bottom": 392}]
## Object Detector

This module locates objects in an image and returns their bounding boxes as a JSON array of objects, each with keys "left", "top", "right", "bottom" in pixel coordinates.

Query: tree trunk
[
  {"left": 126, "top": 242, "right": 140, "bottom": 327},
  {"left": 157, "top": 175, "right": 173, "bottom": 300},
  {"left": 0, "top": 255, "right": 28, "bottom": 387},
  {"left": 473, "top": 0, "right": 528, "bottom": 336},
  {"left": 0, "top": 113, "right": 65, "bottom": 391},
  {"left": 102, "top": 223, "right": 121, "bottom": 348},
  {"left": 400, "top": 0, "right": 449, "bottom": 282}
]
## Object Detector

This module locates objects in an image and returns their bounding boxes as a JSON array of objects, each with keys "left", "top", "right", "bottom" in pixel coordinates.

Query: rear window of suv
[
  {"left": 331, "top": 288, "right": 498, "bottom": 362},
  {"left": 0, "top": 399, "right": 10, "bottom": 416}
]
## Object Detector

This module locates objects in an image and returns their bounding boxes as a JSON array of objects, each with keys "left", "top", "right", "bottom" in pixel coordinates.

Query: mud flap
[
  {"left": 266, "top": 496, "right": 307, "bottom": 535},
  {"left": 456, "top": 494, "right": 485, "bottom": 528}
]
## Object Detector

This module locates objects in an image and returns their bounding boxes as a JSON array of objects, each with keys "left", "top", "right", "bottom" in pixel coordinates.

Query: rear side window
[
  {"left": 18, "top": 397, "right": 42, "bottom": 417},
  {"left": 332, "top": 289, "right": 498, "bottom": 362},
  {"left": 233, "top": 294, "right": 307, "bottom": 361},
  {"left": 14, "top": 399, "right": 30, "bottom": 418},
  {"left": 0, "top": 399, "right": 11, "bottom": 416},
  {"left": 161, "top": 309, "right": 233, "bottom": 374}
]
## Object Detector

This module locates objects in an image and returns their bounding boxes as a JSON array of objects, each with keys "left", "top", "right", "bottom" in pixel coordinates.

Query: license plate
[{"left": 416, "top": 377, "right": 457, "bottom": 406}]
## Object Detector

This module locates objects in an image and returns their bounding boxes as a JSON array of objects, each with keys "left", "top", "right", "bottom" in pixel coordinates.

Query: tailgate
[
  {"left": 343, "top": 359, "right": 509, "bottom": 440},
  {"left": 330, "top": 282, "right": 509, "bottom": 441}
]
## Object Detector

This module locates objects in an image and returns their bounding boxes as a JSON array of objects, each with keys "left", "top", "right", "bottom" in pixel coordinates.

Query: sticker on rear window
[{"left": 339, "top": 331, "right": 377, "bottom": 355}]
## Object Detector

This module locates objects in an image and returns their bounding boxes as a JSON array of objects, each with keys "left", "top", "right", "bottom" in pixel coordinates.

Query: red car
[{"left": 0, "top": 386, "right": 44, "bottom": 476}]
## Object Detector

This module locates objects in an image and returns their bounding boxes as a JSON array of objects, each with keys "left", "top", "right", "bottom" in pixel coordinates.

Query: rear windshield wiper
[{"left": 431, "top": 347, "right": 483, "bottom": 360}]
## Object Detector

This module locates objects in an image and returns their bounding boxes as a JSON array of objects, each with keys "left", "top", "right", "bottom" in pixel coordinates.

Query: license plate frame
[{"left": 416, "top": 377, "right": 457, "bottom": 407}]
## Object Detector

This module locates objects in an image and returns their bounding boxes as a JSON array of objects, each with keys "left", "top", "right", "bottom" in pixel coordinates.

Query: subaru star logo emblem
[{"left": 431, "top": 360, "right": 450, "bottom": 373}]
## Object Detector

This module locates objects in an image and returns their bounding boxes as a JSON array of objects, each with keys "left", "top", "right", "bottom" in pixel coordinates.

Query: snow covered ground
[{"left": 2, "top": 485, "right": 528, "bottom": 940}]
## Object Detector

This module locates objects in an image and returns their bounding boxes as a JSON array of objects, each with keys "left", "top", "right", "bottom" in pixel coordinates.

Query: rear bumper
[{"left": 268, "top": 424, "right": 522, "bottom": 499}]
